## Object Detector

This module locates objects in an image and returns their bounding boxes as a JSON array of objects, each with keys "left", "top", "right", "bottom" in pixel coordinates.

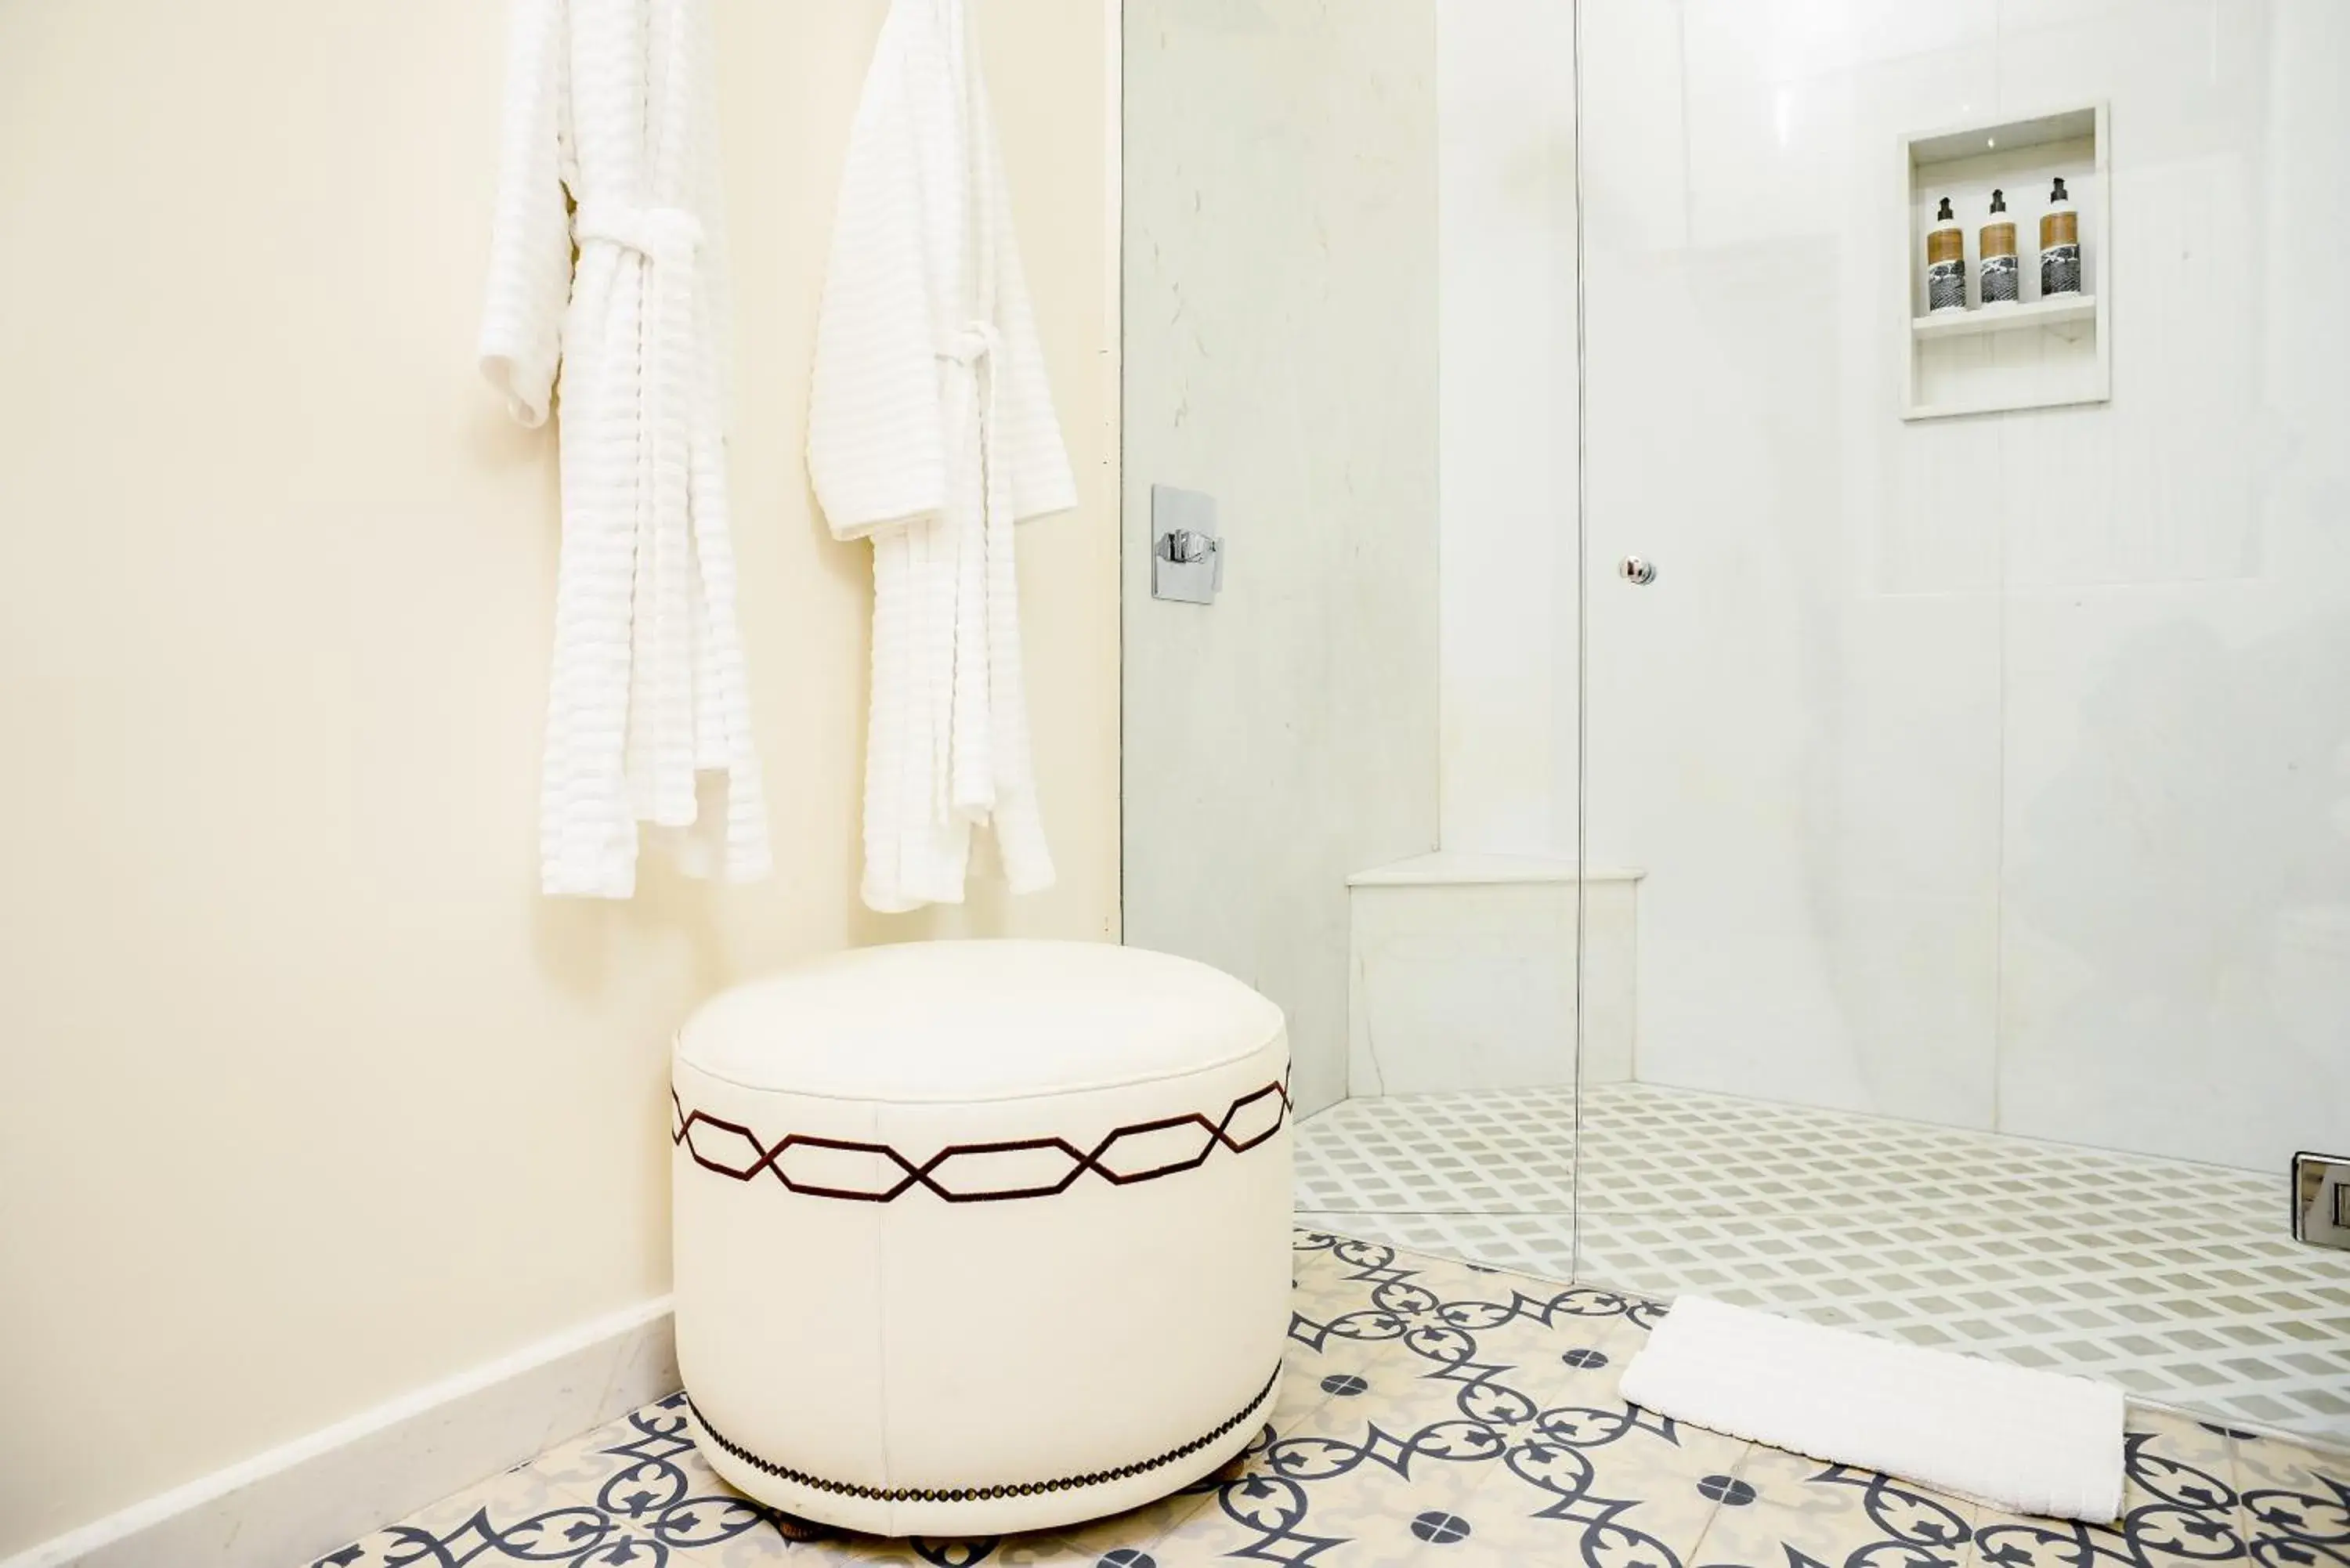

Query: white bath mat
[{"left": 1620, "top": 1295, "right": 2128, "bottom": 1523}]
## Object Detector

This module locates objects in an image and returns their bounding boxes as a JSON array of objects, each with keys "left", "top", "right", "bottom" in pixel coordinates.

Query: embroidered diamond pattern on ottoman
[
  {"left": 672, "top": 1080, "right": 1293, "bottom": 1204},
  {"left": 767, "top": 1138, "right": 923, "bottom": 1201},
  {"left": 1217, "top": 1082, "right": 1291, "bottom": 1150},
  {"left": 1094, "top": 1117, "right": 1220, "bottom": 1183},
  {"left": 918, "top": 1139, "right": 1093, "bottom": 1202},
  {"left": 675, "top": 1115, "right": 771, "bottom": 1180}
]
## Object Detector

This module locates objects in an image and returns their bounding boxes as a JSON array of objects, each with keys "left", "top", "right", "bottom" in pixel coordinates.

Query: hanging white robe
[
  {"left": 478, "top": 0, "right": 769, "bottom": 898},
  {"left": 808, "top": 0, "right": 1076, "bottom": 915}
]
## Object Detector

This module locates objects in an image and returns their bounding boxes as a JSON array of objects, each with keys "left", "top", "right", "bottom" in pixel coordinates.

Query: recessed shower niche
[{"left": 1901, "top": 103, "right": 2109, "bottom": 420}]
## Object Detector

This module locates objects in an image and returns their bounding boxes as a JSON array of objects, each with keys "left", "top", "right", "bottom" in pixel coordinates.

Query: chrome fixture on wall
[
  {"left": 1150, "top": 484, "right": 1225, "bottom": 605},
  {"left": 2295, "top": 1153, "right": 2350, "bottom": 1251}
]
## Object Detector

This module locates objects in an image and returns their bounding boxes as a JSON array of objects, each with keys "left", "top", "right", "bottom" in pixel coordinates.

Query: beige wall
[{"left": 0, "top": 0, "right": 1116, "bottom": 1551}]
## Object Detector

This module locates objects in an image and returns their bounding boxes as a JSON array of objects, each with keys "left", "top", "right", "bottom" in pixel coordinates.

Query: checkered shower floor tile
[{"left": 1296, "top": 1082, "right": 2350, "bottom": 1441}]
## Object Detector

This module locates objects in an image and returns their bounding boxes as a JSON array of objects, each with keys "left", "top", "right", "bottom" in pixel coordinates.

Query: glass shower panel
[
  {"left": 1574, "top": 0, "right": 2350, "bottom": 1440},
  {"left": 1119, "top": 1, "right": 1585, "bottom": 1260},
  {"left": 1119, "top": 2, "right": 1446, "bottom": 1125}
]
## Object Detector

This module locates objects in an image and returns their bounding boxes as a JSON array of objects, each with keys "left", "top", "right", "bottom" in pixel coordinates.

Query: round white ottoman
[{"left": 669, "top": 939, "right": 1293, "bottom": 1538}]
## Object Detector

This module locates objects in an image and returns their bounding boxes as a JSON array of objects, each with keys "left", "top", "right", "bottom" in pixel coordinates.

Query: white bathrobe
[
  {"left": 809, "top": 0, "right": 1076, "bottom": 915},
  {"left": 478, "top": 0, "right": 769, "bottom": 898}
]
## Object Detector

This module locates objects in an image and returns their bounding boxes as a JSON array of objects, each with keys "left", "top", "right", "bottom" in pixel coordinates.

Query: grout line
[
  {"left": 1567, "top": 0, "right": 1592, "bottom": 1295},
  {"left": 1678, "top": 1443, "right": 1755, "bottom": 1566}
]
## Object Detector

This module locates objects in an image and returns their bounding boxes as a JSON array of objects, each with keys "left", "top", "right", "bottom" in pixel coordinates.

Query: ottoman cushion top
[{"left": 676, "top": 940, "right": 1283, "bottom": 1102}]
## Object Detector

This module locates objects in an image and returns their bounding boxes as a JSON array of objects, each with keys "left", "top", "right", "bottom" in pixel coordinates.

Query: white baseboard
[{"left": 4, "top": 1298, "right": 677, "bottom": 1568}]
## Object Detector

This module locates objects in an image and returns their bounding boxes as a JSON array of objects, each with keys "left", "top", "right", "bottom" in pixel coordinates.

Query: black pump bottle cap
[
  {"left": 1990, "top": 188, "right": 2008, "bottom": 214},
  {"left": 1936, "top": 197, "right": 1954, "bottom": 221},
  {"left": 2050, "top": 176, "right": 2070, "bottom": 201}
]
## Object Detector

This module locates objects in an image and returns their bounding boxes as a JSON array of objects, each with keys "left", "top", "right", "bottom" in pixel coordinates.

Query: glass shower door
[
  {"left": 1572, "top": 0, "right": 2350, "bottom": 1440},
  {"left": 1119, "top": 0, "right": 1586, "bottom": 1267}
]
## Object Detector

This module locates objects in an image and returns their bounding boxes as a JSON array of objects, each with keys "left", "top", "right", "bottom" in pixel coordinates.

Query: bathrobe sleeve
[
  {"left": 808, "top": 14, "right": 950, "bottom": 542},
  {"left": 971, "top": 66, "right": 1079, "bottom": 525},
  {"left": 477, "top": 0, "right": 575, "bottom": 428}
]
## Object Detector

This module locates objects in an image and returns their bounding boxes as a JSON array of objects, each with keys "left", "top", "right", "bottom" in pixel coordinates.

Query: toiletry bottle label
[
  {"left": 1979, "top": 214, "right": 2019, "bottom": 303},
  {"left": 2040, "top": 244, "right": 2080, "bottom": 296},
  {"left": 1980, "top": 253, "right": 2020, "bottom": 302},
  {"left": 1926, "top": 227, "right": 1966, "bottom": 312},
  {"left": 1929, "top": 258, "right": 1966, "bottom": 312},
  {"left": 2040, "top": 209, "right": 2081, "bottom": 296}
]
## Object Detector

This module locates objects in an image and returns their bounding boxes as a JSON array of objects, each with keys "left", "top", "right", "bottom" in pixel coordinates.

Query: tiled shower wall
[
  {"left": 1122, "top": 1, "right": 1442, "bottom": 1117},
  {"left": 1577, "top": 0, "right": 2350, "bottom": 1175},
  {"left": 1435, "top": 0, "right": 1581, "bottom": 860}
]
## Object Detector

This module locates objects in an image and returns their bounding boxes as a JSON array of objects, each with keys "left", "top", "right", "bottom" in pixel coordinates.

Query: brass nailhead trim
[{"left": 685, "top": 1362, "right": 1282, "bottom": 1505}]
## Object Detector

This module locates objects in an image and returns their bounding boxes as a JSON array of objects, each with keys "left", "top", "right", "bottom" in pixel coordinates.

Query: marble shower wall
[
  {"left": 1121, "top": 0, "right": 1443, "bottom": 1118},
  {"left": 1578, "top": 0, "right": 2350, "bottom": 1175},
  {"left": 1123, "top": 0, "right": 2349, "bottom": 1178},
  {"left": 1435, "top": 0, "right": 1582, "bottom": 858}
]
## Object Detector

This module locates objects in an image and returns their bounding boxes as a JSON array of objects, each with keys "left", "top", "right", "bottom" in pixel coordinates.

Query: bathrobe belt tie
[
  {"left": 573, "top": 198, "right": 708, "bottom": 828},
  {"left": 573, "top": 202, "right": 705, "bottom": 267},
  {"left": 938, "top": 323, "right": 999, "bottom": 369},
  {"left": 936, "top": 322, "right": 1008, "bottom": 820}
]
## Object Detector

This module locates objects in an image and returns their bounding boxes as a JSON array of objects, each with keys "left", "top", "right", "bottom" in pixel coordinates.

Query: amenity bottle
[
  {"left": 1979, "top": 189, "right": 2019, "bottom": 305},
  {"left": 2040, "top": 177, "right": 2081, "bottom": 298},
  {"left": 1926, "top": 197, "right": 1967, "bottom": 313}
]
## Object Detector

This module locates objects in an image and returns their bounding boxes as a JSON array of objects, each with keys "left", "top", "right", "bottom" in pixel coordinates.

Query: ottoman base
[{"left": 687, "top": 1361, "right": 1282, "bottom": 1539}]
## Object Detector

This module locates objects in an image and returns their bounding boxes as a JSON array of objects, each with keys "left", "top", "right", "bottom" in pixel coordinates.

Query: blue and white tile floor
[{"left": 314, "top": 1231, "right": 2350, "bottom": 1568}]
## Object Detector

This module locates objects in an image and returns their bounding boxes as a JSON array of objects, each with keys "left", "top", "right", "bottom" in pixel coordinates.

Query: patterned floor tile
[
  {"left": 1150, "top": 1373, "right": 1521, "bottom": 1566},
  {"left": 1296, "top": 1083, "right": 2350, "bottom": 1441},
  {"left": 538, "top": 1393, "right": 827, "bottom": 1562},
  {"left": 2229, "top": 1420, "right": 2350, "bottom": 1568},
  {"left": 653, "top": 1508, "right": 1191, "bottom": 1568},
  {"left": 1295, "top": 1209, "right": 1580, "bottom": 1282},
  {"left": 530, "top": 1395, "right": 727, "bottom": 1510},
  {"left": 1279, "top": 1311, "right": 1416, "bottom": 1433},
  {"left": 1465, "top": 1313, "right": 1752, "bottom": 1568},
  {"left": 1484, "top": 1404, "right": 1749, "bottom": 1566},
  {"left": 1688, "top": 1441, "right": 1977, "bottom": 1568},
  {"left": 1961, "top": 1406, "right": 2243, "bottom": 1568},
  {"left": 309, "top": 1452, "right": 660, "bottom": 1566},
  {"left": 1151, "top": 1239, "right": 1740, "bottom": 1568},
  {"left": 544, "top": 1394, "right": 1232, "bottom": 1568},
  {"left": 311, "top": 1231, "right": 2350, "bottom": 1568},
  {"left": 1158, "top": 1453, "right": 1501, "bottom": 1566},
  {"left": 1289, "top": 1230, "right": 1451, "bottom": 1329}
]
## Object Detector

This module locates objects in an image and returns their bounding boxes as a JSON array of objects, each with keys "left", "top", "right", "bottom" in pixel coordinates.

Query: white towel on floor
[{"left": 1620, "top": 1295, "right": 2127, "bottom": 1523}]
